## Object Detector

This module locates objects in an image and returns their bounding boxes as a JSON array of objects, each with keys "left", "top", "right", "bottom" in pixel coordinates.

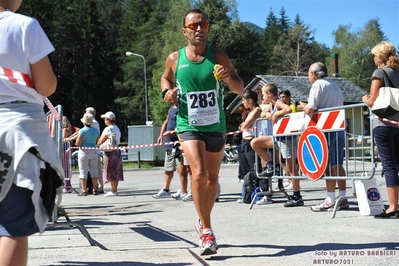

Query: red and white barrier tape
[
  {"left": 70, "top": 129, "right": 244, "bottom": 151},
  {"left": 43, "top": 96, "right": 62, "bottom": 121},
  {"left": 376, "top": 116, "right": 399, "bottom": 126},
  {"left": 71, "top": 140, "right": 178, "bottom": 151},
  {"left": 226, "top": 130, "right": 241, "bottom": 136}
]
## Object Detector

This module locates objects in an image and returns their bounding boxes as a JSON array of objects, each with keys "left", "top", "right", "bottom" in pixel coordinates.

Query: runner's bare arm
[
  {"left": 161, "top": 52, "right": 178, "bottom": 103},
  {"left": 214, "top": 49, "right": 244, "bottom": 95}
]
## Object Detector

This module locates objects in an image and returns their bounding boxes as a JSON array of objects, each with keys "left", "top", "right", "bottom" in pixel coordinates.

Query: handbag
[
  {"left": 371, "top": 69, "right": 399, "bottom": 119},
  {"left": 354, "top": 178, "right": 385, "bottom": 216},
  {"left": 100, "top": 128, "right": 117, "bottom": 152}
]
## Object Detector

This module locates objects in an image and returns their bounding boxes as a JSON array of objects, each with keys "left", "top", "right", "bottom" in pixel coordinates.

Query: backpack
[{"left": 242, "top": 169, "right": 270, "bottom": 204}]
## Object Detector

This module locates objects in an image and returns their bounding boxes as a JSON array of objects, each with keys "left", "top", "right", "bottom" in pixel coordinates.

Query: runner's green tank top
[{"left": 175, "top": 46, "right": 225, "bottom": 134}]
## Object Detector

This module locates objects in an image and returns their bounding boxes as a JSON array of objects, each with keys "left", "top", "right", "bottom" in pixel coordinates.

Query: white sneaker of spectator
[
  {"left": 256, "top": 195, "right": 272, "bottom": 205},
  {"left": 104, "top": 191, "right": 118, "bottom": 197},
  {"left": 182, "top": 191, "right": 193, "bottom": 201},
  {"left": 283, "top": 179, "right": 293, "bottom": 190},
  {"left": 172, "top": 189, "right": 182, "bottom": 199},
  {"left": 152, "top": 189, "right": 171, "bottom": 199}
]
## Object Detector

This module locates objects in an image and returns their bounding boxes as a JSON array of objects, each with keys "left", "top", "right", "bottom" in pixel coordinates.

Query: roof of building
[{"left": 226, "top": 75, "right": 368, "bottom": 114}]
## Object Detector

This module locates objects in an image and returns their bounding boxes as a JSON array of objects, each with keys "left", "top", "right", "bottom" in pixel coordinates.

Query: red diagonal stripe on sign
[
  {"left": 340, "top": 120, "right": 345, "bottom": 129},
  {"left": 308, "top": 113, "right": 321, "bottom": 127},
  {"left": 322, "top": 110, "right": 339, "bottom": 130},
  {"left": 276, "top": 117, "right": 289, "bottom": 134}
]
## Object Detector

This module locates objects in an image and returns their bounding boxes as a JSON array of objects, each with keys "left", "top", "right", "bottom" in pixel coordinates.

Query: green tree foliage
[
  {"left": 114, "top": 0, "right": 157, "bottom": 132},
  {"left": 330, "top": 19, "right": 385, "bottom": 90},
  {"left": 224, "top": 21, "right": 265, "bottom": 84},
  {"left": 272, "top": 24, "right": 312, "bottom": 75},
  {"left": 260, "top": 7, "right": 293, "bottom": 74},
  {"left": 278, "top": 7, "right": 291, "bottom": 34},
  {"left": 149, "top": 0, "right": 191, "bottom": 125},
  {"left": 20, "top": 0, "right": 122, "bottom": 130},
  {"left": 261, "top": 9, "right": 281, "bottom": 73},
  {"left": 197, "top": 0, "right": 233, "bottom": 51},
  {"left": 270, "top": 13, "right": 330, "bottom": 76},
  {"left": 221, "top": 20, "right": 266, "bottom": 132}
]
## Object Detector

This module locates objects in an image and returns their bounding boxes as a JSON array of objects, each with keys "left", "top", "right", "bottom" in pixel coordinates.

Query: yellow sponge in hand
[{"left": 214, "top": 64, "right": 222, "bottom": 81}]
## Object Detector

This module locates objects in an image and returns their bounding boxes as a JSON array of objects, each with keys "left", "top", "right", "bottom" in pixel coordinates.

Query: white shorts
[
  {"left": 277, "top": 137, "right": 297, "bottom": 159},
  {"left": 78, "top": 149, "right": 99, "bottom": 178}
]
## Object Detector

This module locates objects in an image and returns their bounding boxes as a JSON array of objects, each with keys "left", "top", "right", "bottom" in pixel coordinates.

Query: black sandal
[
  {"left": 78, "top": 191, "right": 88, "bottom": 196},
  {"left": 374, "top": 210, "right": 399, "bottom": 219}
]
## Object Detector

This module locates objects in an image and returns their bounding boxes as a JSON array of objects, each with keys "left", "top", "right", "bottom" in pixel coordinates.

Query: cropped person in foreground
[{"left": 0, "top": 1, "right": 64, "bottom": 265}]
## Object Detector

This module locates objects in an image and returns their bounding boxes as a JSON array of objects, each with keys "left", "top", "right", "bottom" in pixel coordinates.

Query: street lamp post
[{"left": 126, "top": 51, "right": 149, "bottom": 124}]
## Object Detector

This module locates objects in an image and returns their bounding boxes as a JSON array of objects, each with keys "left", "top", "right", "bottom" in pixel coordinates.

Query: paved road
[{"left": 29, "top": 163, "right": 399, "bottom": 266}]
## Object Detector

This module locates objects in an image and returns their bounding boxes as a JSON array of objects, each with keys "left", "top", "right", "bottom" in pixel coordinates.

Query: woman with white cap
[
  {"left": 76, "top": 113, "right": 100, "bottom": 196},
  {"left": 98, "top": 111, "right": 124, "bottom": 196}
]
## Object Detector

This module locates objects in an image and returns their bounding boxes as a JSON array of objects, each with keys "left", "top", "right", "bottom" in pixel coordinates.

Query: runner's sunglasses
[{"left": 184, "top": 22, "right": 209, "bottom": 30}]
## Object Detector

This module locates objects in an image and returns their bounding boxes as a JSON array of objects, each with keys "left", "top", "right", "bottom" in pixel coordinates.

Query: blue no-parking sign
[{"left": 297, "top": 126, "right": 328, "bottom": 180}]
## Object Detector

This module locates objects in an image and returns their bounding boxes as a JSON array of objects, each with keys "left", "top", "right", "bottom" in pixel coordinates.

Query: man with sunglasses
[{"left": 161, "top": 8, "right": 243, "bottom": 256}]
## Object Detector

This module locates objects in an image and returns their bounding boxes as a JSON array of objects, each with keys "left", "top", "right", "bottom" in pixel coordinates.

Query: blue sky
[{"left": 236, "top": 0, "right": 399, "bottom": 49}]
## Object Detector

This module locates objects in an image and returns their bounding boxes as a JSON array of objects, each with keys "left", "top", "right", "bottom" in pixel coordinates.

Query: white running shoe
[
  {"left": 310, "top": 199, "right": 335, "bottom": 212},
  {"left": 256, "top": 195, "right": 272, "bottom": 205},
  {"left": 194, "top": 218, "right": 203, "bottom": 237},
  {"left": 173, "top": 193, "right": 187, "bottom": 200},
  {"left": 284, "top": 180, "right": 293, "bottom": 190},
  {"left": 171, "top": 189, "right": 182, "bottom": 199},
  {"left": 199, "top": 233, "right": 218, "bottom": 255},
  {"left": 182, "top": 191, "right": 193, "bottom": 201},
  {"left": 104, "top": 191, "right": 118, "bottom": 197},
  {"left": 152, "top": 189, "right": 171, "bottom": 199},
  {"left": 62, "top": 188, "right": 73, "bottom": 193}
]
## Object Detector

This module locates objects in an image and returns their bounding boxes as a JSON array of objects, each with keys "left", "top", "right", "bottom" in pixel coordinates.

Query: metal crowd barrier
[
  {"left": 46, "top": 105, "right": 64, "bottom": 213},
  {"left": 251, "top": 103, "right": 376, "bottom": 218},
  {"left": 46, "top": 105, "right": 63, "bottom": 158},
  {"left": 45, "top": 105, "right": 96, "bottom": 246}
]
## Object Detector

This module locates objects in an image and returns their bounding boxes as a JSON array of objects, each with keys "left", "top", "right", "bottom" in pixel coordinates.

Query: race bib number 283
[{"left": 187, "top": 89, "right": 219, "bottom": 126}]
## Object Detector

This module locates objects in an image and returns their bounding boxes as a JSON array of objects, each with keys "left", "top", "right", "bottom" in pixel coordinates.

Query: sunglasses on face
[{"left": 184, "top": 21, "right": 209, "bottom": 30}]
